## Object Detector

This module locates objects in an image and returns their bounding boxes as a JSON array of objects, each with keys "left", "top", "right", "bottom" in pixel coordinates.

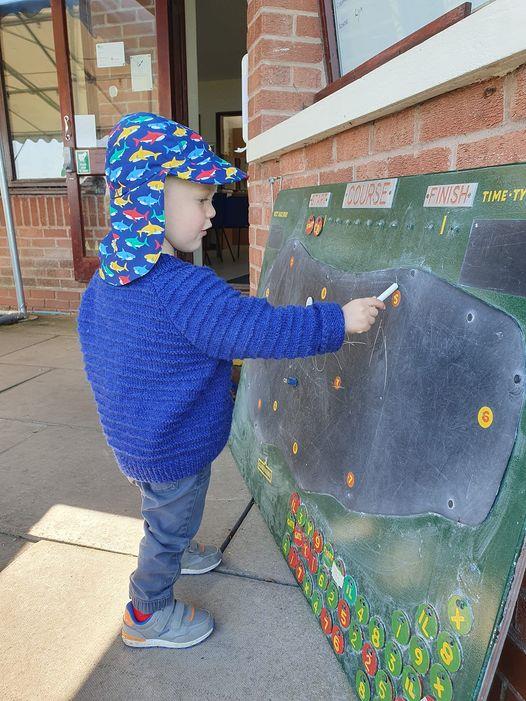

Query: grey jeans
[{"left": 127, "top": 463, "right": 212, "bottom": 613}]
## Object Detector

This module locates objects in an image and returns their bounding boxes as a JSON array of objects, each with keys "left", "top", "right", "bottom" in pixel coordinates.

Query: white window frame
[{"left": 247, "top": 0, "right": 526, "bottom": 164}]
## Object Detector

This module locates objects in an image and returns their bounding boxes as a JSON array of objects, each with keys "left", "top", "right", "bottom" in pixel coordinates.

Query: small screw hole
[
  {"left": 410, "top": 270, "right": 416, "bottom": 277},
  {"left": 448, "top": 499, "right": 454, "bottom": 509},
  {"left": 514, "top": 374, "right": 521, "bottom": 384},
  {"left": 467, "top": 313, "right": 474, "bottom": 323}
]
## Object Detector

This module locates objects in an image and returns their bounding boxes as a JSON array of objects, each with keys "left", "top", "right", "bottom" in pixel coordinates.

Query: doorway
[
  {"left": 186, "top": 0, "right": 248, "bottom": 290},
  {"left": 51, "top": 0, "right": 186, "bottom": 282}
]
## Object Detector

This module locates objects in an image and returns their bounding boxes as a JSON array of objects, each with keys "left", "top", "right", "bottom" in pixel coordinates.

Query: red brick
[
  {"left": 281, "top": 172, "right": 317, "bottom": 189},
  {"left": 420, "top": 78, "right": 504, "bottom": 142},
  {"left": 253, "top": 0, "right": 319, "bottom": 12},
  {"left": 249, "top": 246, "right": 263, "bottom": 269},
  {"left": 457, "top": 129, "right": 526, "bottom": 169},
  {"left": 373, "top": 108, "right": 416, "bottom": 153},
  {"left": 253, "top": 88, "right": 315, "bottom": 114},
  {"left": 122, "top": 22, "right": 154, "bottom": 38},
  {"left": 295, "top": 15, "right": 322, "bottom": 39},
  {"left": 30, "top": 199, "right": 39, "bottom": 227},
  {"left": 250, "top": 206, "right": 263, "bottom": 225},
  {"left": 335, "top": 125, "right": 370, "bottom": 161},
  {"left": 293, "top": 66, "right": 324, "bottom": 91},
  {"left": 55, "top": 290, "right": 81, "bottom": 301},
  {"left": 387, "top": 147, "right": 451, "bottom": 176},
  {"left": 258, "top": 64, "right": 292, "bottom": 90},
  {"left": 511, "top": 65, "right": 526, "bottom": 121},
  {"left": 280, "top": 148, "right": 305, "bottom": 175},
  {"left": 249, "top": 113, "right": 290, "bottom": 139},
  {"left": 305, "top": 140, "right": 333, "bottom": 170},
  {"left": 253, "top": 38, "right": 323, "bottom": 66},
  {"left": 260, "top": 159, "right": 281, "bottom": 180},
  {"left": 355, "top": 160, "right": 389, "bottom": 180},
  {"left": 250, "top": 227, "right": 270, "bottom": 248},
  {"left": 498, "top": 637, "right": 526, "bottom": 698},
  {"left": 319, "top": 165, "right": 354, "bottom": 184},
  {"left": 261, "top": 11, "right": 294, "bottom": 37}
]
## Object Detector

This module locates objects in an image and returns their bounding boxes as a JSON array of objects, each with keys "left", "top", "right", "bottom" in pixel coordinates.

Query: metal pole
[{"left": 0, "top": 134, "right": 27, "bottom": 323}]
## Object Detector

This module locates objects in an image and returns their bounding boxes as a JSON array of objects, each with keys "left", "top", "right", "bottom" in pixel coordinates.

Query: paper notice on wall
[
  {"left": 131, "top": 54, "right": 153, "bottom": 92},
  {"left": 74, "top": 115, "right": 97, "bottom": 148},
  {"left": 96, "top": 42, "right": 125, "bottom": 68}
]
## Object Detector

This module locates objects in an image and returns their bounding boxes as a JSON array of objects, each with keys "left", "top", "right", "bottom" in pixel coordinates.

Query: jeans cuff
[{"left": 129, "top": 593, "right": 173, "bottom": 614}]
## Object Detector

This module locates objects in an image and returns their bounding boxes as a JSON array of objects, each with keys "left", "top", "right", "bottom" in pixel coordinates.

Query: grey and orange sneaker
[
  {"left": 180, "top": 540, "right": 222, "bottom": 575},
  {"left": 121, "top": 600, "right": 214, "bottom": 648}
]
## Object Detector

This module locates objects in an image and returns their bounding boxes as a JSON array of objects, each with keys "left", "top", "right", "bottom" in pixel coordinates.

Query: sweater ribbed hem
[{"left": 113, "top": 433, "right": 230, "bottom": 482}]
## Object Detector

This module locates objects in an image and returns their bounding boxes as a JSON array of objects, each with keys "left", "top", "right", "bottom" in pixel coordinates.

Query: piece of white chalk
[{"left": 377, "top": 283, "right": 398, "bottom": 302}]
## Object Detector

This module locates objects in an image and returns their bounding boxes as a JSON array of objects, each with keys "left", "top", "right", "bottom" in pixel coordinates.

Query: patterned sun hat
[{"left": 98, "top": 112, "right": 247, "bottom": 286}]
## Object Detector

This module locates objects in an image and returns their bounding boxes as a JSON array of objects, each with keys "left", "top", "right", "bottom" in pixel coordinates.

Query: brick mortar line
[
  {"left": 247, "top": 118, "right": 526, "bottom": 173},
  {"left": 248, "top": 7, "right": 319, "bottom": 28}
]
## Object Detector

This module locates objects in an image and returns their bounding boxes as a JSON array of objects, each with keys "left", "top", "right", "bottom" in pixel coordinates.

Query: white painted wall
[{"left": 198, "top": 79, "right": 242, "bottom": 148}]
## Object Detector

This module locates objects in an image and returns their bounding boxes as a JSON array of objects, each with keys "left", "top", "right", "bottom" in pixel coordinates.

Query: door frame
[{"left": 51, "top": 0, "right": 188, "bottom": 283}]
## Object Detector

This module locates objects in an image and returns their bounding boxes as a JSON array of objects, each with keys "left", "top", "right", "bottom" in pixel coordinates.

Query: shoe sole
[
  {"left": 122, "top": 625, "right": 214, "bottom": 649},
  {"left": 180, "top": 559, "right": 221, "bottom": 575}
]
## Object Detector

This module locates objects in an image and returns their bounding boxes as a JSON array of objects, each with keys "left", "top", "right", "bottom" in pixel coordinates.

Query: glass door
[{"left": 51, "top": 0, "right": 181, "bottom": 282}]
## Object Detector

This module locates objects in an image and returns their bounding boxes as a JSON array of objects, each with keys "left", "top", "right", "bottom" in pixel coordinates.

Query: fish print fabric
[{"left": 98, "top": 112, "right": 247, "bottom": 286}]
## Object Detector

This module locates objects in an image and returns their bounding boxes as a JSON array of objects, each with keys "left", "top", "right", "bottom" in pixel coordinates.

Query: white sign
[
  {"left": 424, "top": 182, "right": 478, "bottom": 208},
  {"left": 131, "top": 54, "right": 153, "bottom": 92},
  {"left": 342, "top": 178, "right": 398, "bottom": 209},
  {"left": 309, "top": 192, "right": 331, "bottom": 208},
  {"left": 74, "top": 114, "right": 97, "bottom": 148},
  {"left": 96, "top": 42, "right": 125, "bottom": 68}
]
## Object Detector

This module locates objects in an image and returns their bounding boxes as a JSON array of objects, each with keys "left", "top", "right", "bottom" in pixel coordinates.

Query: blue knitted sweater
[{"left": 77, "top": 253, "right": 345, "bottom": 482}]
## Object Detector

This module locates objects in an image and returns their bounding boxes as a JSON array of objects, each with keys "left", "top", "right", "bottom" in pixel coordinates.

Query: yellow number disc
[{"left": 478, "top": 406, "right": 494, "bottom": 429}]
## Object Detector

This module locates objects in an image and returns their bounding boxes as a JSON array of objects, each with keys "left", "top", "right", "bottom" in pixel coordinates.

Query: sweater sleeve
[{"left": 152, "top": 260, "right": 345, "bottom": 361}]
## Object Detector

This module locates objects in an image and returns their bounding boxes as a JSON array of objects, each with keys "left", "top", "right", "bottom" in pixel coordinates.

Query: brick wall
[
  {"left": 247, "top": 2, "right": 526, "bottom": 697},
  {"left": 0, "top": 0, "right": 158, "bottom": 313}
]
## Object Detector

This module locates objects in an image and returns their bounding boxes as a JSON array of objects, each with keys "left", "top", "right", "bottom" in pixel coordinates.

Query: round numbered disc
[
  {"left": 391, "top": 609, "right": 411, "bottom": 645},
  {"left": 408, "top": 635, "right": 431, "bottom": 675},
  {"left": 436, "top": 631, "right": 462, "bottom": 673},
  {"left": 447, "top": 595, "right": 473, "bottom": 636},
  {"left": 415, "top": 603, "right": 439, "bottom": 641},
  {"left": 429, "top": 663, "right": 453, "bottom": 701}
]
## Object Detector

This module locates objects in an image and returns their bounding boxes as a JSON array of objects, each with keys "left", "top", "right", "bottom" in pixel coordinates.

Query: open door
[{"left": 51, "top": 0, "right": 187, "bottom": 282}]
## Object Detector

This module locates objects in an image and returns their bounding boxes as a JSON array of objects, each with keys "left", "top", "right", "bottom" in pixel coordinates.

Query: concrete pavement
[{"left": 0, "top": 314, "right": 351, "bottom": 700}]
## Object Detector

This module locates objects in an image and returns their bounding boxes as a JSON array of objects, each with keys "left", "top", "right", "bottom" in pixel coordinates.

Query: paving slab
[
  {"left": 0, "top": 363, "right": 51, "bottom": 391},
  {"left": 0, "top": 335, "right": 83, "bottom": 370},
  {"left": 0, "top": 417, "right": 47, "bottom": 454},
  {"left": 0, "top": 425, "right": 251, "bottom": 556},
  {"left": 0, "top": 539, "right": 350, "bottom": 700},
  {"left": 0, "top": 532, "right": 29, "bottom": 572},
  {"left": 0, "top": 368, "right": 99, "bottom": 427},
  {"left": 218, "top": 502, "right": 295, "bottom": 586},
  {"left": 0, "top": 331, "right": 57, "bottom": 357}
]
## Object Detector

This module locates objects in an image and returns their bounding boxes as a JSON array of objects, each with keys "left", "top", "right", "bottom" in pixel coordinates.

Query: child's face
[{"left": 163, "top": 177, "right": 216, "bottom": 254}]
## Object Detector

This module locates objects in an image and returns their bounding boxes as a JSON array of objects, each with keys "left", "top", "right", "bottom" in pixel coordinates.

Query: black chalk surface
[{"left": 246, "top": 239, "right": 524, "bottom": 525}]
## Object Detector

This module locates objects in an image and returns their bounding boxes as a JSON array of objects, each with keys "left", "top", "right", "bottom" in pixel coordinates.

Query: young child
[{"left": 77, "top": 112, "right": 385, "bottom": 650}]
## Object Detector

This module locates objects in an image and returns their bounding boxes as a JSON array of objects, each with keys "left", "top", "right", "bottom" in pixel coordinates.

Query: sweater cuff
[{"left": 314, "top": 302, "right": 345, "bottom": 354}]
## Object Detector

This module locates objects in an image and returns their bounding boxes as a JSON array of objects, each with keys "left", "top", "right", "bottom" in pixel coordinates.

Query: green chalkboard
[{"left": 229, "top": 164, "right": 526, "bottom": 700}]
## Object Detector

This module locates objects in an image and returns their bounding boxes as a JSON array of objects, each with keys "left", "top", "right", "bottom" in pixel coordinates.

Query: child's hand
[{"left": 342, "top": 297, "right": 386, "bottom": 334}]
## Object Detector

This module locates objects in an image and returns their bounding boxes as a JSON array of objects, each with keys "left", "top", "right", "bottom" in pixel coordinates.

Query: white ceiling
[{"left": 196, "top": 0, "right": 247, "bottom": 81}]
